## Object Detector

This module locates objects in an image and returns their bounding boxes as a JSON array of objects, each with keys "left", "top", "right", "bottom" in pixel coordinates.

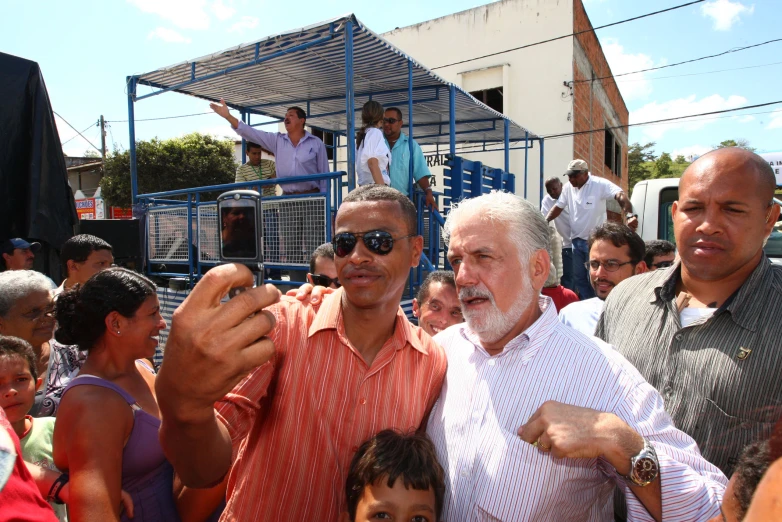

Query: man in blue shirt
[{"left": 383, "top": 107, "right": 438, "bottom": 210}]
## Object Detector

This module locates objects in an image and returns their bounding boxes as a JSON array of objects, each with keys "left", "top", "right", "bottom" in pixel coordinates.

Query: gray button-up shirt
[{"left": 596, "top": 257, "right": 782, "bottom": 475}]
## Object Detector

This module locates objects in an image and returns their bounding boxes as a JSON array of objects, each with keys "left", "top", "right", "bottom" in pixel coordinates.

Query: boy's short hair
[
  {"left": 0, "top": 335, "right": 38, "bottom": 382},
  {"left": 345, "top": 429, "right": 445, "bottom": 520},
  {"left": 60, "top": 234, "right": 113, "bottom": 272}
]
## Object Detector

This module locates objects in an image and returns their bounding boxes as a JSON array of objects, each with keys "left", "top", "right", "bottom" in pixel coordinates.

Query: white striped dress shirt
[{"left": 427, "top": 296, "right": 727, "bottom": 521}]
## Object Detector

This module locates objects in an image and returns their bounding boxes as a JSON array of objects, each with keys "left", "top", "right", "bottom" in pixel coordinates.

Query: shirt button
[
  {"left": 487, "top": 359, "right": 496, "bottom": 367},
  {"left": 359, "top": 398, "right": 367, "bottom": 405},
  {"left": 460, "top": 469, "right": 469, "bottom": 477},
  {"left": 674, "top": 334, "right": 683, "bottom": 341}
]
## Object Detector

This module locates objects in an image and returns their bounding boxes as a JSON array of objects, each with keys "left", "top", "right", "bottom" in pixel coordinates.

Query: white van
[{"left": 631, "top": 161, "right": 782, "bottom": 264}]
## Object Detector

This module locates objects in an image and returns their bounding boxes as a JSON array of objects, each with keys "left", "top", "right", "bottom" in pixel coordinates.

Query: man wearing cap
[
  {"left": 545, "top": 160, "right": 637, "bottom": 300},
  {"left": 1, "top": 239, "right": 41, "bottom": 271}
]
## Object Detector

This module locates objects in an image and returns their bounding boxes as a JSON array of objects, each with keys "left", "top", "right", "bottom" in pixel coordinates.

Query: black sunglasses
[
  {"left": 383, "top": 117, "right": 400, "bottom": 124},
  {"left": 310, "top": 274, "right": 341, "bottom": 288},
  {"left": 332, "top": 230, "right": 415, "bottom": 257},
  {"left": 651, "top": 261, "right": 673, "bottom": 269}
]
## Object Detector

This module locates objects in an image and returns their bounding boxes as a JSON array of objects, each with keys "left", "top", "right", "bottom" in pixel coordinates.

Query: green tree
[
  {"left": 628, "top": 142, "right": 657, "bottom": 193},
  {"left": 674, "top": 155, "right": 688, "bottom": 165},
  {"left": 100, "top": 133, "right": 236, "bottom": 208},
  {"left": 654, "top": 152, "right": 673, "bottom": 178},
  {"left": 715, "top": 139, "right": 756, "bottom": 152}
]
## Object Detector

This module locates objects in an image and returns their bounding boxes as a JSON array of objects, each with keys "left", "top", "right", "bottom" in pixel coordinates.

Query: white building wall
[{"left": 382, "top": 0, "right": 575, "bottom": 205}]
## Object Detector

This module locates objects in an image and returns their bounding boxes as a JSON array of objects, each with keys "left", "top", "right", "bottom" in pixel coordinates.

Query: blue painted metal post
[
  {"left": 241, "top": 111, "right": 247, "bottom": 164},
  {"left": 448, "top": 85, "right": 456, "bottom": 158},
  {"left": 127, "top": 76, "right": 139, "bottom": 204},
  {"left": 524, "top": 131, "right": 529, "bottom": 200},
  {"left": 503, "top": 119, "right": 510, "bottom": 175},
  {"left": 345, "top": 20, "right": 356, "bottom": 191},
  {"left": 407, "top": 61, "right": 415, "bottom": 200},
  {"left": 539, "top": 138, "right": 545, "bottom": 207},
  {"left": 187, "top": 194, "right": 194, "bottom": 288}
]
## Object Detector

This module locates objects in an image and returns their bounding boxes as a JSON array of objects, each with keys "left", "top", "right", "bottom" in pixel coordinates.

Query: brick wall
[{"left": 572, "top": 0, "right": 630, "bottom": 193}]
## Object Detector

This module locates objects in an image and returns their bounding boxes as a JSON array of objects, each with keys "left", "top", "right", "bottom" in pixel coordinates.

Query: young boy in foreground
[{"left": 342, "top": 429, "right": 445, "bottom": 522}]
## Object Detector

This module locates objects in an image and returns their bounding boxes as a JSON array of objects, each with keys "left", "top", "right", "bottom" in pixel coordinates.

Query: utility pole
[{"left": 99, "top": 115, "right": 106, "bottom": 162}]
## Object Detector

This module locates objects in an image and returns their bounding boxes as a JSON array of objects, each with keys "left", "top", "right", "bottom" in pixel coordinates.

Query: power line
[
  {"left": 609, "top": 60, "right": 782, "bottom": 83},
  {"left": 106, "top": 111, "right": 213, "bottom": 123},
  {"left": 53, "top": 111, "right": 102, "bottom": 152},
  {"left": 61, "top": 122, "right": 96, "bottom": 146},
  {"left": 431, "top": 0, "right": 705, "bottom": 70},
  {"left": 541, "top": 100, "right": 782, "bottom": 140},
  {"left": 575, "top": 38, "right": 782, "bottom": 84}
]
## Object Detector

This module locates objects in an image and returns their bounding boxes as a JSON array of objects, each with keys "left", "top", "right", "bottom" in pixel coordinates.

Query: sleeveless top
[{"left": 62, "top": 362, "right": 180, "bottom": 522}]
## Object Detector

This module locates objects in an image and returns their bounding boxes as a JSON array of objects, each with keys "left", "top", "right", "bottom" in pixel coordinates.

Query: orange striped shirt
[{"left": 215, "top": 290, "right": 447, "bottom": 521}]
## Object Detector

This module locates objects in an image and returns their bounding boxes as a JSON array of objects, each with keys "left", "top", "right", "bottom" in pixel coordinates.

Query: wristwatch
[
  {"left": 623, "top": 438, "right": 659, "bottom": 487},
  {"left": 626, "top": 212, "right": 638, "bottom": 220}
]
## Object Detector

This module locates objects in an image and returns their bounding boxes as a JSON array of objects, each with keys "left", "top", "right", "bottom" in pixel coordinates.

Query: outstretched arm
[
  {"left": 209, "top": 99, "right": 240, "bottom": 129},
  {"left": 156, "top": 264, "right": 280, "bottom": 487},
  {"left": 545, "top": 206, "right": 564, "bottom": 222}
]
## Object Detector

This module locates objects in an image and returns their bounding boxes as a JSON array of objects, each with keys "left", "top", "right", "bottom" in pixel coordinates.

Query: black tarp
[{"left": 0, "top": 52, "right": 78, "bottom": 281}]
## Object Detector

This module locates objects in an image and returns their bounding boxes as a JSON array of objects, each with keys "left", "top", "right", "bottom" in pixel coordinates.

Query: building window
[
  {"left": 469, "top": 88, "right": 503, "bottom": 114},
  {"left": 604, "top": 126, "right": 622, "bottom": 177},
  {"left": 311, "top": 128, "right": 335, "bottom": 160}
]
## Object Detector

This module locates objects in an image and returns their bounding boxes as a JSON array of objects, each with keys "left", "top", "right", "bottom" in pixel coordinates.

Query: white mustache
[{"left": 459, "top": 285, "right": 494, "bottom": 303}]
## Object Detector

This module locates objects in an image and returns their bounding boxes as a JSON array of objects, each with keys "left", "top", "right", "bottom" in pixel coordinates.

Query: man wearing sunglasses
[
  {"left": 156, "top": 185, "right": 447, "bottom": 521},
  {"left": 558, "top": 223, "right": 647, "bottom": 336},
  {"left": 643, "top": 239, "right": 676, "bottom": 271},
  {"left": 382, "top": 108, "right": 438, "bottom": 211},
  {"left": 307, "top": 243, "right": 340, "bottom": 289}
]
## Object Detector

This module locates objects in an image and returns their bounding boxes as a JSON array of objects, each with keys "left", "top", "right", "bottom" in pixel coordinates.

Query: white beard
[{"left": 459, "top": 277, "right": 534, "bottom": 344}]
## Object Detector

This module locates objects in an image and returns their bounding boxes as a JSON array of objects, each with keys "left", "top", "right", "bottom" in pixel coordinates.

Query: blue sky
[{"left": 2, "top": 0, "right": 780, "bottom": 160}]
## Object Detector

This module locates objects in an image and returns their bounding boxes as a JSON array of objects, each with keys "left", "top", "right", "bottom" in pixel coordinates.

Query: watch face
[{"left": 634, "top": 457, "right": 659, "bottom": 484}]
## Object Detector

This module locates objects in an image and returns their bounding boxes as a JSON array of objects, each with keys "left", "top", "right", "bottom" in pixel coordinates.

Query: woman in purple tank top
[{"left": 50, "top": 268, "right": 222, "bottom": 521}]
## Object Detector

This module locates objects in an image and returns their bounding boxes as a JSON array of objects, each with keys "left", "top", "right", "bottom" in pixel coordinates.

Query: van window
[{"left": 658, "top": 187, "right": 678, "bottom": 244}]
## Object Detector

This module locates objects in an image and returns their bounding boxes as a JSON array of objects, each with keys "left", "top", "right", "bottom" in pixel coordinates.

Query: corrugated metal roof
[{"left": 134, "top": 14, "right": 537, "bottom": 145}]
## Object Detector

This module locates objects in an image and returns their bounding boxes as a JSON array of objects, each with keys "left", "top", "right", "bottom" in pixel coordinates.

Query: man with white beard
[{"left": 426, "top": 191, "right": 727, "bottom": 521}]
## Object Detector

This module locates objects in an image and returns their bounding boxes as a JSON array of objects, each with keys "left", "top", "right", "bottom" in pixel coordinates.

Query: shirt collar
[
  {"left": 387, "top": 132, "right": 407, "bottom": 150},
  {"left": 308, "top": 288, "right": 428, "bottom": 355},
  {"left": 654, "top": 255, "right": 772, "bottom": 332},
  {"left": 282, "top": 130, "right": 313, "bottom": 145},
  {"left": 459, "top": 295, "right": 559, "bottom": 360}
]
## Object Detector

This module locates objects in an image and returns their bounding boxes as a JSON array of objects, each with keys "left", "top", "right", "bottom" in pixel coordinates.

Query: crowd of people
[{"left": 1, "top": 126, "right": 781, "bottom": 521}]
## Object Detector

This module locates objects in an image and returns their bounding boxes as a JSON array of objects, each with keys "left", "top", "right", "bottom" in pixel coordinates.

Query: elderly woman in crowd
[{"left": 0, "top": 270, "right": 84, "bottom": 416}]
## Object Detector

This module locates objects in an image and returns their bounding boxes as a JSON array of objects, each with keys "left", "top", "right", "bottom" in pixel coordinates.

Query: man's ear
[
  {"left": 66, "top": 259, "right": 79, "bottom": 276},
  {"left": 409, "top": 235, "right": 424, "bottom": 269},
  {"left": 634, "top": 261, "right": 648, "bottom": 275},
  {"left": 35, "top": 377, "right": 44, "bottom": 391},
  {"left": 529, "top": 249, "right": 551, "bottom": 290},
  {"left": 306, "top": 273, "right": 314, "bottom": 285},
  {"left": 412, "top": 298, "right": 420, "bottom": 317}
]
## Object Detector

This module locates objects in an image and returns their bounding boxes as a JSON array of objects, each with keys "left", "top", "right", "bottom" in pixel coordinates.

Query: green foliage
[
  {"left": 674, "top": 155, "right": 688, "bottom": 165},
  {"left": 100, "top": 133, "right": 237, "bottom": 208},
  {"left": 654, "top": 152, "right": 673, "bottom": 178},
  {"left": 715, "top": 138, "right": 756, "bottom": 152},
  {"left": 628, "top": 142, "right": 657, "bottom": 193}
]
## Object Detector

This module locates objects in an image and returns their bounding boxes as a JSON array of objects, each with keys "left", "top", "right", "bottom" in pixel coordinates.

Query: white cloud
[
  {"left": 211, "top": 0, "right": 235, "bottom": 21},
  {"left": 671, "top": 145, "right": 712, "bottom": 162},
  {"left": 229, "top": 15, "right": 259, "bottom": 33},
  {"left": 767, "top": 109, "right": 782, "bottom": 130},
  {"left": 148, "top": 27, "right": 192, "bottom": 44},
  {"left": 700, "top": 0, "right": 754, "bottom": 31},
  {"left": 737, "top": 115, "right": 755, "bottom": 123},
  {"left": 601, "top": 38, "right": 658, "bottom": 101},
  {"left": 631, "top": 94, "right": 747, "bottom": 140},
  {"left": 128, "top": 0, "right": 210, "bottom": 30},
  {"left": 198, "top": 125, "right": 236, "bottom": 139}
]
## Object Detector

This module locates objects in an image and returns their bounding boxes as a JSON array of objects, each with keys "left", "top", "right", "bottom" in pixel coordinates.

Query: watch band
[
  {"left": 623, "top": 438, "right": 659, "bottom": 487},
  {"left": 47, "top": 472, "right": 69, "bottom": 505}
]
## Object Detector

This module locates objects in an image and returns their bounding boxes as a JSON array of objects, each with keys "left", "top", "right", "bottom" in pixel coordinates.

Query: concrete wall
[
  {"left": 572, "top": 0, "right": 629, "bottom": 193},
  {"left": 383, "top": 0, "right": 575, "bottom": 205}
]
